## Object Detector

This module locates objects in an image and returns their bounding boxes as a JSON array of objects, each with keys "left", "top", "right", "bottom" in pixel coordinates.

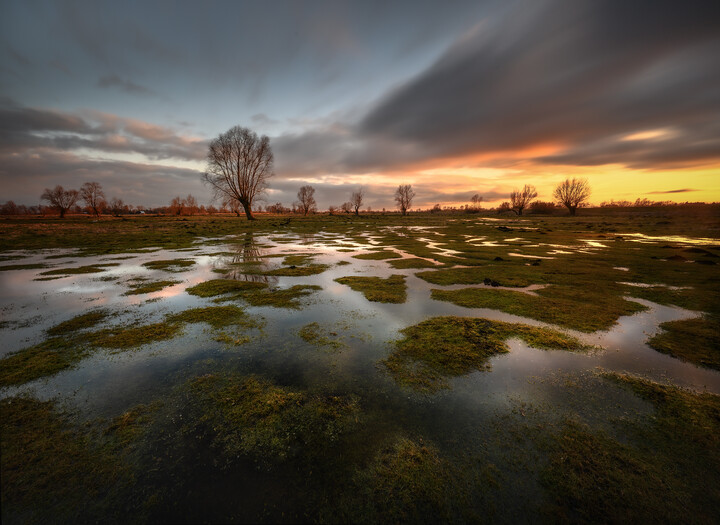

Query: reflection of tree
[{"left": 216, "top": 232, "right": 279, "bottom": 285}]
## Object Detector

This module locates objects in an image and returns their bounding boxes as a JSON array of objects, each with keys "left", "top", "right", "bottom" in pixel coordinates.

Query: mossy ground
[
  {"left": 335, "top": 274, "right": 407, "bottom": 303},
  {"left": 384, "top": 316, "right": 587, "bottom": 391},
  {"left": 352, "top": 250, "right": 402, "bottom": 260},
  {"left": 124, "top": 279, "right": 180, "bottom": 295},
  {"left": 298, "top": 322, "right": 346, "bottom": 350},
  {"left": 38, "top": 263, "right": 120, "bottom": 276},
  {"left": 0, "top": 262, "right": 48, "bottom": 271},
  {"left": 647, "top": 315, "right": 720, "bottom": 370},
  {"left": 142, "top": 258, "right": 195, "bottom": 271},
  {"left": 539, "top": 373, "right": 720, "bottom": 523}
]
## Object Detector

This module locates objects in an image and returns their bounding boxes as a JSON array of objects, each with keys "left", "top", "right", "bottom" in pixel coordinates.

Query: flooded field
[{"left": 1, "top": 210, "right": 719, "bottom": 523}]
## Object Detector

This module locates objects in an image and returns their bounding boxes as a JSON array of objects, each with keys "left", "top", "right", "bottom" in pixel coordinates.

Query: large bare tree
[
  {"left": 41, "top": 185, "right": 79, "bottom": 218},
  {"left": 554, "top": 178, "right": 591, "bottom": 215},
  {"left": 80, "top": 182, "right": 105, "bottom": 217},
  {"left": 296, "top": 185, "right": 317, "bottom": 216},
  {"left": 509, "top": 184, "right": 537, "bottom": 215},
  {"left": 394, "top": 184, "right": 415, "bottom": 216},
  {"left": 202, "top": 126, "right": 274, "bottom": 220},
  {"left": 350, "top": 187, "right": 365, "bottom": 216}
]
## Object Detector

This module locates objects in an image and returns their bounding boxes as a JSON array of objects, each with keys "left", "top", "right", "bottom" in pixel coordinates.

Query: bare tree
[
  {"left": 340, "top": 202, "right": 352, "bottom": 214},
  {"left": 169, "top": 196, "right": 185, "bottom": 215},
  {"left": 471, "top": 193, "right": 483, "bottom": 209},
  {"left": 202, "top": 126, "right": 273, "bottom": 220},
  {"left": 554, "top": 178, "right": 591, "bottom": 215},
  {"left": 296, "top": 185, "right": 317, "bottom": 216},
  {"left": 509, "top": 184, "right": 538, "bottom": 215},
  {"left": 394, "top": 184, "right": 415, "bottom": 216},
  {"left": 80, "top": 182, "right": 105, "bottom": 217},
  {"left": 350, "top": 187, "right": 365, "bottom": 216},
  {"left": 41, "top": 185, "right": 79, "bottom": 218},
  {"left": 185, "top": 194, "right": 198, "bottom": 216},
  {"left": 109, "top": 197, "right": 125, "bottom": 217}
]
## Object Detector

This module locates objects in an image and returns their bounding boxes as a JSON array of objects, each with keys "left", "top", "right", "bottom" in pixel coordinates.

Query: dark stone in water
[
  {"left": 531, "top": 260, "right": 541, "bottom": 266},
  {"left": 496, "top": 226, "right": 512, "bottom": 232},
  {"left": 667, "top": 255, "right": 688, "bottom": 262},
  {"left": 494, "top": 256, "right": 504, "bottom": 261}
]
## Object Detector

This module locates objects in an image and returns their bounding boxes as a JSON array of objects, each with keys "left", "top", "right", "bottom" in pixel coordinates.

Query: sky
[{"left": 1, "top": 0, "right": 719, "bottom": 210}]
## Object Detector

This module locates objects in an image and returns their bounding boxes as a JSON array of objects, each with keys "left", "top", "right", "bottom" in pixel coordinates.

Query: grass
[
  {"left": 431, "top": 285, "right": 646, "bottom": 332},
  {"left": 124, "top": 279, "right": 180, "bottom": 295},
  {"left": 540, "top": 372, "right": 720, "bottom": 523},
  {"left": 238, "top": 284, "right": 322, "bottom": 309},
  {"left": 298, "top": 322, "right": 346, "bottom": 350},
  {"left": 142, "top": 258, "right": 195, "bottom": 271},
  {"left": 0, "top": 396, "right": 128, "bottom": 523},
  {"left": 263, "top": 263, "right": 330, "bottom": 276},
  {"left": 647, "top": 315, "right": 720, "bottom": 370},
  {"left": 38, "top": 263, "right": 120, "bottom": 276},
  {"left": 46, "top": 310, "right": 110, "bottom": 336},
  {"left": 387, "top": 258, "right": 438, "bottom": 269},
  {"left": 167, "top": 305, "right": 261, "bottom": 330},
  {"left": 183, "top": 373, "right": 360, "bottom": 467},
  {"left": 186, "top": 278, "right": 267, "bottom": 298},
  {"left": 384, "top": 316, "right": 587, "bottom": 391},
  {"left": 335, "top": 275, "right": 407, "bottom": 303},
  {"left": 352, "top": 250, "right": 402, "bottom": 260},
  {"left": 86, "top": 322, "right": 183, "bottom": 349}
]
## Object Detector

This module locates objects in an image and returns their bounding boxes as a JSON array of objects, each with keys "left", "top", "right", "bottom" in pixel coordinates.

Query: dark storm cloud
[
  {"left": 0, "top": 100, "right": 205, "bottom": 161},
  {"left": 97, "top": 74, "right": 157, "bottom": 97},
  {"left": 357, "top": 0, "right": 720, "bottom": 169},
  {"left": 0, "top": 148, "right": 207, "bottom": 207}
]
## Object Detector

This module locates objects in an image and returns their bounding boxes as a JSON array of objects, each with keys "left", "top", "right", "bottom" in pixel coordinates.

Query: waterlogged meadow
[{"left": 1, "top": 209, "right": 719, "bottom": 523}]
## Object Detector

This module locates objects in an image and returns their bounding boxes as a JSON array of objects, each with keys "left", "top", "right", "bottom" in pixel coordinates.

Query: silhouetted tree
[
  {"left": 350, "top": 188, "right": 364, "bottom": 216},
  {"left": 185, "top": 194, "right": 198, "bottom": 215},
  {"left": 553, "top": 178, "right": 591, "bottom": 216},
  {"left": 80, "top": 182, "right": 105, "bottom": 217},
  {"left": 529, "top": 201, "right": 556, "bottom": 215},
  {"left": 41, "top": 185, "right": 79, "bottom": 218},
  {"left": 109, "top": 197, "right": 125, "bottom": 217},
  {"left": 296, "top": 185, "right": 317, "bottom": 216},
  {"left": 497, "top": 202, "right": 512, "bottom": 213},
  {"left": 202, "top": 126, "right": 273, "bottom": 220},
  {"left": 394, "top": 184, "right": 415, "bottom": 216},
  {"left": 510, "top": 185, "right": 537, "bottom": 215},
  {"left": 340, "top": 202, "right": 352, "bottom": 214},
  {"left": 471, "top": 193, "right": 483, "bottom": 209}
]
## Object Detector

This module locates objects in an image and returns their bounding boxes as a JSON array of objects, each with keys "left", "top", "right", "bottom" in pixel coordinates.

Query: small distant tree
[
  {"left": 328, "top": 205, "right": 337, "bottom": 215},
  {"left": 471, "top": 193, "right": 483, "bottom": 210},
  {"left": 80, "top": 182, "right": 105, "bottom": 217},
  {"left": 529, "top": 201, "right": 556, "bottom": 215},
  {"left": 430, "top": 203, "right": 442, "bottom": 213},
  {"left": 509, "top": 184, "right": 537, "bottom": 215},
  {"left": 340, "top": 202, "right": 352, "bottom": 214},
  {"left": 222, "top": 196, "right": 243, "bottom": 217},
  {"left": 296, "top": 185, "right": 317, "bottom": 216},
  {"left": 1, "top": 201, "right": 19, "bottom": 215},
  {"left": 553, "top": 178, "right": 591, "bottom": 216},
  {"left": 202, "top": 125, "right": 274, "bottom": 220},
  {"left": 350, "top": 188, "right": 365, "bottom": 216},
  {"left": 109, "top": 197, "right": 125, "bottom": 217},
  {"left": 41, "top": 185, "right": 79, "bottom": 218},
  {"left": 169, "top": 196, "right": 184, "bottom": 215},
  {"left": 185, "top": 194, "right": 198, "bottom": 215},
  {"left": 497, "top": 202, "right": 512, "bottom": 214},
  {"left": 394, "top": 184, "right": 415, "bottom": 216}
]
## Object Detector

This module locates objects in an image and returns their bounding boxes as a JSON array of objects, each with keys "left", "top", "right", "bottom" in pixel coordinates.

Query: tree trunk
[
  {"left": 59, "top": 208, "right": 66, "bottom": 218},
  {"left": 241, "top": 201, "right": 255, "bottom": 220},
  {"left": 569, "top": 206, "right": 577, "bottom": 216}
]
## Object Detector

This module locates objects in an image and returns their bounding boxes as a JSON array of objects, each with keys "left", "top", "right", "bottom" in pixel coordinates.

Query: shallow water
[{"left": 2, "top": 227, "right": 719, "bottom": 521}]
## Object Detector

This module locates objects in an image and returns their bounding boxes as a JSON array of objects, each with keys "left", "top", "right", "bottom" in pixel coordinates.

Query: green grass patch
[
  {"left": 47, "top": 310, "right": 110, "bottom": 336},
  {"left": 142, "top": 258, "right": 195, "bottom": 271},
  {"left": 38, "top": 263, "right": 120, "bottom": 276},
  {"left": 384, "top": 316, "right": 587, "bottom": 391},
  {"left": 387, "top": 258, "right": 438, "bottom": 270},
  {"left": 87, "top": 322, "right": 183, "bottom": 349},
  {"left": 167, "top": 305, "right": 261, "bottom": 330},
  {"left": 352, "top": 250, "right": 402, "bottom": 260},
  {"left": 335, "top": 275, "right": 407, "bottom": 303},
  {"left": 431, "top": 285, "right": 646, "bottom": 332},
  {"left": 238, "top": 284, "right": 322, "bottom": 309},
  {"left": 298, "top": 322, "right": 346, "bottom": 350},
  {"left": 183, "top": 373, "right": 360, "bottom": 467},
  {"left": 263, "top": 263, "right": 329, "bottom": 276},
  {"left": 124, "top": 279, "right": 180, "bottom": 295},
  {"left": 0, "top": 338, "right": 89, "bottom": 387},
  {"left": 647, "top": 315, "right": 720, "bottom": 370},
  {"left": 540, "top": 373, "right": 720, "bottom": 523},
  {"left": 186, "top": 278, "right": 268, "bottom": 298}
]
